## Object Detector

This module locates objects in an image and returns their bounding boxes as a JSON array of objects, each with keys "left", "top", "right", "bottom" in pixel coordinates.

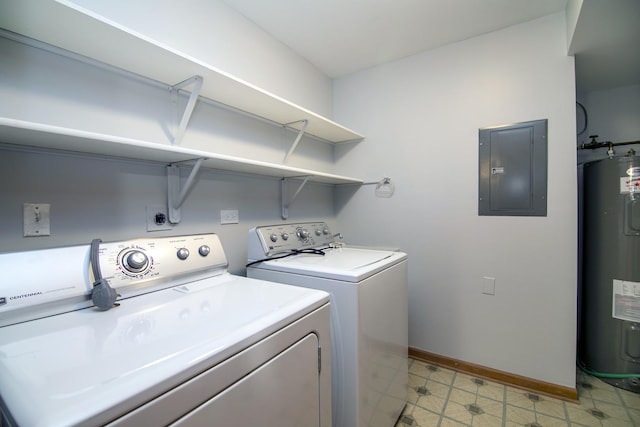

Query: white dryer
[
  {"left": 0, "top": 234, "right": 331, "bottom": 427},
  {"left": 247, "top": 222, "right": 408, "bottom": 427}
]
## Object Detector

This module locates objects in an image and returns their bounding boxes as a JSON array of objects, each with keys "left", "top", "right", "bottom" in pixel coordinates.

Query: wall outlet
[
  {"left": 146, "top": 205, "right": 172, "bottom": 231},
  {"left": 23, "top": 203, "right": 51, "bottom": 237},
  {"left": 481, "top": 276, "right": 496, "bottom": 295},
  {"left": 220, "top": 209, "right": 239, "bottom": 224}
]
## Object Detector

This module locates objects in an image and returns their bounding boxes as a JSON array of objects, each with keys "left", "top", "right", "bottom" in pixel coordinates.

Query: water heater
[{"left": 580, "top": 156, "right": 640, "bottom": 393}]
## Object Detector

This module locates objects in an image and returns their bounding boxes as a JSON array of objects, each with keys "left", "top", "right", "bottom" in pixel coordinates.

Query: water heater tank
[{"left": 580, "top": 156, "right": 640, "bottom": 393}]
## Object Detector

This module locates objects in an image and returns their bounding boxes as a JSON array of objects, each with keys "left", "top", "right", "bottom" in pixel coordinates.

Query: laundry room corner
[{"left": 333, "top": 11, "right": 578, "bottom": 391}]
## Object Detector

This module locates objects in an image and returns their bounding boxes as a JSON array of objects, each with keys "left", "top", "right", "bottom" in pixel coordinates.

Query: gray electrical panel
[{"left": 478, "top": 119, "right": 547, "bottom": 216}]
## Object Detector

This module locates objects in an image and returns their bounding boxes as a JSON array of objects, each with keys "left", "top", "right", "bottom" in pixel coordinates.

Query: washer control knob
[
  {"left": 297, "top": 229, "right": 309, "bottom": 239},
  {"left": 199, "top": 245, "right": 210, "bottom": 257},
  {"left": 177, "top": 248, "right": 190, "bottom": 260},
  {"left": 281, "top": 233, "right": 289, "bottom": 240},
  {"left": 323, "top": 228, "right": 330, "bottom": 235},
  {"left": 315, "top": 229, "right": 322, "bottom": 236},
  {"left": 123, "top": 250, "right": 148, "bottom": 273},
  {"left": 269, "top": 233, "right": 278, "bottom": 242}
]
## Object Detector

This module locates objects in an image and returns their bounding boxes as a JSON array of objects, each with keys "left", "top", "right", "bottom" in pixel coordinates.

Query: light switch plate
[{"left": 24, "top": 203, "right": 51, "bottom": 237}]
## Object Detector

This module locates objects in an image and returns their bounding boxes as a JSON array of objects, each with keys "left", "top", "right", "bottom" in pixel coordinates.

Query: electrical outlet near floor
[
  {"left": 23, "top": 203, "right": 51, "bottom": 237},
  {"left": 481, "top": 276, "right": 496, "bottom": 295},
  {"left": 220, "top": 209, "right": 239, "bottom": 224},
  {"left": 146, "top": 205, "right": 172, "bottom": 231}
]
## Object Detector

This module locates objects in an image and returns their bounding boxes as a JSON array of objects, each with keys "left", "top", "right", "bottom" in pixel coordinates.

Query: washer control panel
[
  {"left": 98, "top": 234, "right": 227, "bottom": 287},
  {"left": 251, "top": 222, "right": 334, "bottom": 256}
]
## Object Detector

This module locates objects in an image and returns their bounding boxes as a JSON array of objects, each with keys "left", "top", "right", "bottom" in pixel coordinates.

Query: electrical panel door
[{"left": 478, "top": 119, "right": 547, "bottom": 216}]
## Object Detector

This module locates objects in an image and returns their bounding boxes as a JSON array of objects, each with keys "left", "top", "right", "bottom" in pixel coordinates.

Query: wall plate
[
  {"left": 146, "top": 205, "right": 172, "bottom": 231},
  {"left": 220, "top": 209, "right": 239, "bottom": 224},
  {"left": 23, "top": 203, "right": 50, "bottom": 237}
]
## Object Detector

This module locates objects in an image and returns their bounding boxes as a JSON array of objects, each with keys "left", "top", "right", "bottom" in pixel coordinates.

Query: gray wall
[
  {"left": 0, "top": 35, "right": 338, "bottom": 275},
  {"left": 0, "top": 148, "right": 336, "bottom": 275}
]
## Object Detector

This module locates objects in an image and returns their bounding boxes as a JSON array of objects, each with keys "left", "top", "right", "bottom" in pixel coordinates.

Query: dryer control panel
[
  {"left": 0, "top": 234, "right": 229, "bottom": 327},
  {"left": 98, "top": 234, "right": 228, "bottom": 288},
  {"left": 249, "top": 222, "right": 335, "bottom": 257}
]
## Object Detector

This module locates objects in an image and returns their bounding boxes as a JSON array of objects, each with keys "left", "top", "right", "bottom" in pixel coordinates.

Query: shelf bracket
[
  {"left": 281, "top": 176, "right": 310, "bottom": 220},
  {"left": 283, "top": 119, "right": 309, "bottom": 164},
  {"left": 171, "top": 75, "right": 203, "bottom": 145},
  {"left": 167, "top": 158, "right": 205, "bottom": 224}
]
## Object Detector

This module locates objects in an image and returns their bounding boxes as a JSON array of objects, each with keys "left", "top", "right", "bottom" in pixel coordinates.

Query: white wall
[
  {"left": 333, "top": 13, "right": 578, "bottom": 388},
  {"left": 68, "top": 0, "right": 334, "bottom": 117}
]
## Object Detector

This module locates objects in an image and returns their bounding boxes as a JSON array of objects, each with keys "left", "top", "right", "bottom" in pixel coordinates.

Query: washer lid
[
  {"left": 254, "top": 247, "right": 407, "bottom": 282},
  {"left": 0, "top": 274, "right": 328, "bottom": 427}
]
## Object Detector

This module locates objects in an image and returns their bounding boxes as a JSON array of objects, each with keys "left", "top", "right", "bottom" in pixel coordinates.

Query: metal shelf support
[
  {"left": 171, "top": 75, "right": 203, "bottom": 145},
  {"left": 167, "top": 158, "right": 205, "bottom": 224},
  {"left": 283, "top": 119, "right": 309, "bottom": 164},
  {"left": 281, "top": 176, "right": 310, "bottom": 219}
]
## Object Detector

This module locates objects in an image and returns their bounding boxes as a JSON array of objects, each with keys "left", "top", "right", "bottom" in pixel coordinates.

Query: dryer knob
[
  {"left": 323, "top": 228, "right": 330, "bottom": 235},
  {"left": 315, "top": 229, "right": 322, "bottom": 236},
  {"left": 269, "top": 233, "right": 278, "bottom": 242},
  {"left": 199, "top": 245, "right": 211, "bottom": 257},
  {"left": 177, "top": 248, "right": 190, "bottom": 260},
  {"left": 297, "top": 229, "right": 309, "bottom": 239},
  {"left": 123, "top": 250, "right": 149, "bottom": 273},
  {"left": 281, "top": 233, "right": 289, "bottom": 240}
]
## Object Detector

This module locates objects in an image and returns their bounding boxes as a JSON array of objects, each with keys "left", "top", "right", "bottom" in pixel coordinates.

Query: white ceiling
[{"left": 223, "top": 0, "right": 640, "bottom": 93}]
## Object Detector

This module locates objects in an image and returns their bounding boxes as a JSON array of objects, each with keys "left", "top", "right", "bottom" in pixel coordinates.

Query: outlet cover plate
[
  {"left": 146, "top": 205, "right": 172, "bottom": 231},
  {"left": 220, "top": 209, "right": 239, "bottom": 224},
  {"left": 481, "top": 276, "right": 496, "bottom": 295}
]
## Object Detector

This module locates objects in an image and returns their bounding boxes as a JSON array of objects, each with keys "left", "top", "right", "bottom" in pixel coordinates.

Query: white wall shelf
[
  {"left": 0, "top": 118, "right": 364, "bottom": 185},
  {"left": 0, "top": 0, "right": 365, "bottom": 144},
  {"left": 0, "top": 1, "right": 365, "bottom": 222}
]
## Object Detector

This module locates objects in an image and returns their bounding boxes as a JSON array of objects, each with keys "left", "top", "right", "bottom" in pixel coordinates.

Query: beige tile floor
[{"left": 397, "top": 357, "right": 640, "bottom": 427}]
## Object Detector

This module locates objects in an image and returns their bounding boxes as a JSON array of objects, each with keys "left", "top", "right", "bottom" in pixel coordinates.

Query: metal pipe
[{"left": 579, "top": 135, "right": 640, "bottom": 150}]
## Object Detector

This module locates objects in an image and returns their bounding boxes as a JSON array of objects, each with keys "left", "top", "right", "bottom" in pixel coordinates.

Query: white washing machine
[
  {"left": 247, "top": 222, "right": 408, "bottom": 427},
  {"left": 0, "top": 233, "right": 331, "bottom": 427}
]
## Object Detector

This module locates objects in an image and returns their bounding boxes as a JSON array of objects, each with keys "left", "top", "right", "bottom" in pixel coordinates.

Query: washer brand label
[{"left": 9, "top": 292, "right": 43, "bottom": 300}]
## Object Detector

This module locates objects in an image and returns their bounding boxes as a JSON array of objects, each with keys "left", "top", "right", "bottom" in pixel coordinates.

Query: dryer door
[{"left": 172, "top": 333, "right": 321, "bottom": 427}]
